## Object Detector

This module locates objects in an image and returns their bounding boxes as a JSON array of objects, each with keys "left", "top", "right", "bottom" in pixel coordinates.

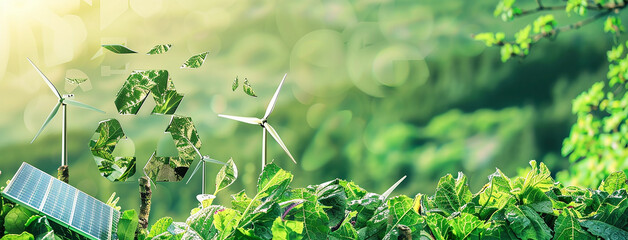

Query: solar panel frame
[{"left": 2, "top": 162, "right": 119, "bottom": 240}]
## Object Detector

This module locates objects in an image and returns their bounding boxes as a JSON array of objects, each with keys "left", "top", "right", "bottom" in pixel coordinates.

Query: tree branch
[{"left": 531, "top": 9, "right": 612, "bottom": 42}]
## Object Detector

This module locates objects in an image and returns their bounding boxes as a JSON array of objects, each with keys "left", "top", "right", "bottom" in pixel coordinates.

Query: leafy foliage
[
  {"left": 89, "top": 119, "right": 136, "bottom": 182},
  {"left": 181, "top": 51, "right": 209, "bottom": 69},
  {"left": 114, "top": 70, "right": 184, "bottom": 115},
  {"left": 102, "top": 44, "right": 137, "bottom": 54},
  {"left": 144, "top": 115, "right": 202, "bottom": 182},
  {"left": 100, "top": 161, "right": 628, "bottom": 240},
  {"left": 146, "top": 44, "right": 172, "bottom": 55},
  {"left": 478, "top": 0, "right": 628, "bottom": 188}
]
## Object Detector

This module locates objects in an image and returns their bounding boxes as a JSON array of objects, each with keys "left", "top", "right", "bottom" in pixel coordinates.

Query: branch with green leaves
[{"left": 476, "top": 0, "right": 626, "bottom": 62}]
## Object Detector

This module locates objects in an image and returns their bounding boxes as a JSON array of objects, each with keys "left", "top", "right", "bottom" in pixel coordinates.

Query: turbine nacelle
[
  {"left": 218, "top": 73, "right": 297, "bottom": 166},
  {"left": 28, "top": 58, "right": 105, "bottom": 144}
]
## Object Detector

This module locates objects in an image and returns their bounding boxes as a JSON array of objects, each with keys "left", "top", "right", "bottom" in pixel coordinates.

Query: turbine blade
[
  {"left": 381, "top": 175, "right": 407, "bottom": 200},
  {"left": 218, "top": 114, "right": 262, "bottom": 125},
  {"left": 31, "top": 102, "right": 61, "bottom": 143},
  {"left": 263, "top": 122, "right": 296, "bottom": 164},
  {"left": 27, "top": 58, "right": 61, "bottom": 99},
  {"left": 202, "top": 157, "right": 226, "bottom": 165},
  {"left": 186, "top": 160, "right": 203, "bottom": 184},
  {"left": 263, "top": 73, "right": 287, "bottom": 120},
  {"left": 63, "top": 99, "right": 106, "bottom": 113}
]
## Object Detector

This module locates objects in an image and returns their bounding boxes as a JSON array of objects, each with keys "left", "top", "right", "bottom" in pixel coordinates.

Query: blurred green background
[{"left": 0, "top": 0, "right": 621, "bottom": 224}]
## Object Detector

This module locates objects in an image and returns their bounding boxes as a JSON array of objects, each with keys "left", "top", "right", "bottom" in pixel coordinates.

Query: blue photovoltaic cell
[
  {"left": 4, "top": 163, "right": 51, "bottom": 210},
  {"left": 73, "top": 191, "right": 111, "bottom": 240},
  {"left": 42, "top": 179, "right": 77, "bottom": 223},
  {"left": 2, "top": 163, "right": 118, "bottom": 240}
]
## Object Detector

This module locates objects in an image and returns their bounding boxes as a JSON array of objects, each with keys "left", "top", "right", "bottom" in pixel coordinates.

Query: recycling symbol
[{"left": 89, "top": 45, "right": 208, "bottom": 182}]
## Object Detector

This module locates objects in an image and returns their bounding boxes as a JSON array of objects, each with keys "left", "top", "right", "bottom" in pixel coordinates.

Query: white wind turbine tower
[
  {"left": 185, "top": 142, "right": 226, "bottom": 195},
  {"left": 28, "top": 58, "right": 105, "bottom": 175},
  {"left": 218, "top": 73, "right": 297, "bottom": 170}
]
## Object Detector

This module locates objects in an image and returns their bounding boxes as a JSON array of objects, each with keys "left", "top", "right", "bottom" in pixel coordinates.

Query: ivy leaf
[
  {"left": 102, "top": 44, "right": 137, "bottom": 54},
  {"left": 580, "top": 220, "right": 628, "bottom": 239},
  {"left": 599, "top": 171, "right": 628, "bottom": 193},
  {"left": 147, "top": 44, "right": 172, "bottom": 55},
  {"left": 117, "top": 210, "right": 139, "bottom": 240},
  {"left": 271, "top": 217, "right": 304, "bottom": 240},
  {"left": 553, "top": 208, "right": 595, "bottom": 240},
  {"left": 215, "top": 158, "right": 238, "bottom": 194},
  {"left": 232, "top": 76, "right": 239, "bottom": 91},
  {"left": 181, "top": 51, "right": 209, "bottom": 69},
  {"left": 242, "top": 78, "right": 257, "bottom": 97}
]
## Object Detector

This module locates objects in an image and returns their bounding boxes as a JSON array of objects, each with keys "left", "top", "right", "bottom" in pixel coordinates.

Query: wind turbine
[
  {"left": 28, "top": 58, "right": 105, "bottom": 172},
  {"left": 218, "top": 73, "right": 297, "bottom": 170},
  {"left": 185, "top": 142, "right": 226, "bottom": 195}
]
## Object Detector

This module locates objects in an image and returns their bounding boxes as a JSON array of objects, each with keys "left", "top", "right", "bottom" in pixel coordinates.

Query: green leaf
[
  {"left": 0, "top": 232, "right": 34, "bottom": 240},
  {"left": 308, "top": 179, "right": 347, "bottom": 227},
  {"left": 242, "top": 78, "right": 257, "bottom": 97},
  {"left": 599, "top": 171, "right": 628, "bottom": 193},
  {"left": 147, "top": 217, "right": 173, "bottom": 239},
  {"left": 65, "top": 77, "right": 88, "bottom": 85},
  {"left": 339, "top": 180, "right": 367, "bottom": 201},
  {"left": 434, "top": 172, "right": 470, "bottom": 215},
  {"left": 448, "top": 213, "right": 485, "bottom": 239},
  {"left": 232, "top": 191, "right": 260, "bottom": 213},
  {"left": 117, "top": 210, "right": 139, "bottom": 240},
  {"left": 146, "top": 44, "right": 172, "bottom": 55},
  {"left": 271, "top": 217, "right": 304, "bottom": 240},
  {"left": 505, "top": 205, "right": 552, "bottom": 240},
  {"left": 290, "top": 188, "right": 330, "bottom": 239},
  {"left": 102, "top": 44, "right": 137, "bottom": 54},
  {"left": 24, "top": 215, "right": 54, "bottom": 240},
  {"left": 213, "top": 208, "right": 241, "bottom": 240},
  {"left": 232, "top": 76, "right": 239, "bottom": 91},
  {"left": 425, "top": 213, "right": 452, "bottom": 240},
  {"left": 257, "top": 163, "right": 293, "bottom": 200},
  {"left": 533, "top": 15, "right": 557, "bottom": 34},
  {"left": 185, "top": 205, "right": 222, "bottom": 239},
  {"left": 383, "top": 195, "right": 425, "bottom": 240},
  {"left": 152, "top": 90, "right": 184, "bottom": 115},
  {"left": 520, "top": 186, "right": 553, "bottom": 213},
  {"left": 553, "top": 208, "right": 595, "bottom": 240},
  {"left": 580, "top": 220, "right": 628, "bottom": 239},
  {"left": 481, "top": 222, "right": 518, "bottom": 240},
  {"left": 215, "top": 158, "right": 238, "bottom": 194},
  {"left": 329, "top": 211, "right": 358, "bottom": 240},
  {"left": 348, "top": 193, "right": 384, "bottom": 228},
  {"left": 181, "top": 51, "right": 209, "bottom": 68},
  {"left": 89, "top": 119, "right": 136, "bottom": 182}
]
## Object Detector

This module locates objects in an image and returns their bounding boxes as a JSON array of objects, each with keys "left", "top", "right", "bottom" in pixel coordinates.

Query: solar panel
[{"left": 2, "top": 162, "right": 119, "bottom": 240}]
